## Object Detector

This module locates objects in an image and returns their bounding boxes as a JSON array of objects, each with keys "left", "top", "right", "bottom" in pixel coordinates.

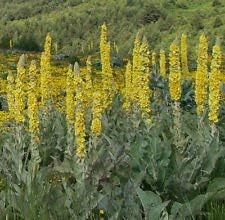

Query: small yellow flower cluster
[
  {"left": 152, "top": 51, "right": 156, "bottom": 67},
  {"left": 28, "top": 61, "right": 39, "bottom": 135},
  {"left": 14, "top": 54, "right": 26, "bottom": 123},
  {"left": 139, "top": 38, "right": 152, "bottom": 123},
  {"left": 209, "top": 42, "right": 222, "bottom": 123},
  {"left": 181, "top": 33, "right": 189, "bottom": 75},
  {"left": 74, "top": 63, "right": 87, "bottom": 159},
  {"left": 40, "top": 33, "right": 52, "bottom": 106},
  {"left": 100, "top": 23, "right": 114, "bottom": 109},
  {"left": 83, "top": 56, "right": 93, "bottom": 109},
  {"left": 195, "top": 33, "right": 208, "bottom": 115},
  {"left": 159, "top": 49, "right": 166, "bottom": 76},
  {"left": 132, "top": 33, "right": 142, "bottom": 103},
  {"left": 122, "top": 61, "right": 132, "bottom": 111},
  {"left": 169, "top": 41, "right": 181, "bottom": 101}
]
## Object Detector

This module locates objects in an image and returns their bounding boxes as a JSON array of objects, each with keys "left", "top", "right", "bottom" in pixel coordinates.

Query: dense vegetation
[{"left": 0, "top": 0, "right": 225, "bottom": 57}]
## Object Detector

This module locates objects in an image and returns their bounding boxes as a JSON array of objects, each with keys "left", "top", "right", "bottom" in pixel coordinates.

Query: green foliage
[
  {"left": 1, "top": 68, "right": 225, "bottom": 219},
  {"left": 0, "top": 0, "right": 224, "bottom": 55}
]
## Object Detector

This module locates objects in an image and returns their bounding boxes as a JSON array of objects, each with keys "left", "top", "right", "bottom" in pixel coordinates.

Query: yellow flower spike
[
  {"left": 40, "top": 33, "right": 52, "bottom": 106},
  {"left": 195, "top": 33, "right": 208, "bottom": 115},
  {"left": 84, "top": 56, "right": 93, "bottom": 109},
  {"left": 132, "top": 32, "right": 142, "bottom": 103},
  {"left": 74, "top": 62, "right": 86, "bottom": 159},
  {"left": 91, "top": 90, "right": 103, "bottom": 136},
  {"left": 160, "top": 49, "right": 166, "bottom": 76},
  {"left": 139, "top": 37, "right": 152, "bottom": 123},
  {"left": 181, "top": 33, "right": 189, "bottom": 75},
  {"left": 209, "top": 40, "right": 222, "bottom": 123},
  {"left": 14, "top": 54, "right": 26, "bottom": 123},
  {"left": 28, "top": 60, "right": 39, "bottom": 135},
  {"left": 152, "top": 51, "right": 156, "bottom": 66},
  {"left": 66, "top": 64, "right": 75, "bottom": 125},
  {"left": 100, "top": 23, "right": 114, "bottom": 109},
  {"left": 169, "top": 41, "right": 182, "bottom": 101}
]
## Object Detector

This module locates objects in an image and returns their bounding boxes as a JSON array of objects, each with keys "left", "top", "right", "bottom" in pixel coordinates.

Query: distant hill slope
[{"left": 0, "top": 0, "right": 224, "bottom": 58}]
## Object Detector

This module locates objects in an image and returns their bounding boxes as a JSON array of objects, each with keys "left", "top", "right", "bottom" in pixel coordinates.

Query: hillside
[{"left": 0, "top": 0, "right": 224, "bottom": 58}]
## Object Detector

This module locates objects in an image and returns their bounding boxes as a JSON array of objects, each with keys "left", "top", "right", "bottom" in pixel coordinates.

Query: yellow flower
[
  {"left": 40, "top": 33, "right": 52, "bottom": 106},
  {"left": 139, "top": 37, "right": 151, "bottom": 123},
  {"left": 83, "top": 56, "right": 93, "bottom": 109},
  {"left": 91, "top": 90, "right": 103, "bottom": 136},
  {"left": 169, "top": 41, "right": 181, "bottom": 101},
  {"left": 28, "top": 60, "right": 39, "bottom": 134},
  {"left": 132, "top": 32, "right": 142, "bottom": 103},
  {"left": 159, "top": 49, "right": 166, "bottom": 76},
  {"left": 152, "top": 51, "right": 156, "bottom": 66},
  {"left": 100, "top": 23, "right": 114, "bottom": 109},
  {"left": 14, "top": 54, "right": 26, "bottom": 123},
  {"left": 181, "top": 33, "right": 189, "bottom": 75},
  {"left": 74, "top": 62, "right": 87, "bottom": 158},
  {"left": 195, "top": 33, "right": 208, "bottom": 115},
  {"left": 209, "top": 42, "right": 222, "bottom": 123}
]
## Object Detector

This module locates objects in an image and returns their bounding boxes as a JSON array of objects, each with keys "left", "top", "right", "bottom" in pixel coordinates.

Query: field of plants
[{"left": 1, "top": 22, "right": 225, "bottom": 219}]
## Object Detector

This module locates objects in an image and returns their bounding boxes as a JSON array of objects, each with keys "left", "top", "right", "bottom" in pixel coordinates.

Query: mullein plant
[
  {"left": 180, "top": 33, "right": 189, "bottom": 75},
  {"left": 139, "top": 37, "right": 152, "bottom": 124},
  {"left": 209, "top": 39, "right": 222, "bottom": 134},
  {"left": 159, "top": 49, "right": 166, "bottom": 77},
  {"left": 27, "top": 61, "right": 41, "bottom": 175},
  {"left": 84, "top": 56, "right": 93, "bottom": 110},
  {"left": 132, "top": 32, "right": 142, "bottom": 104},
  {"left": 74, "top": 62, "right": 86, "bottom": 159},
  {"left": 195, "top": 33, "right": 208, "bottom": 118},
  {"left": 14, "top": 54, "right": 26, "bottom": 124},
  {"left": 169, "top": 40, "right": 182, "bottom": 152},
  {"left": 100, "top": 23, "right": 114, "bottom": 110},
  {"left": 40, "top": 33, "right": 52, "bottom": 107},
  {"left": 152, "top": 50, "right": 157, "bottom": 74},
  {"left": 65, "top": 64, "right": 75, "bottom": 157},
  {"left": 122, "top": 60, "right": 132, "bottom": 111}
]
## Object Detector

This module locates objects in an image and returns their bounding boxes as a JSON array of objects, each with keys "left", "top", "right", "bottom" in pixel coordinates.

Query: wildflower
[
  {"left": 160, "top": 49, "right": 166, "bottom": 76},
  {"left": 14, "top": 54, "right": 26, "bottom": 123},
  {"left": 169, "top": 41, "right": 181, "bottom": 101},
  {"left": 195, "top": 33, "right": 208, "bottom": 115},
  {"left": 40, "top": 33, "right": 52, "bottom": 106},
  {"left": 28, "top": 61, "right": 39, "bottom": 135},
  {"left": 181, "top": 33, "right": 189, "bottom": 75},
  {"left": 209, "top": 41, "right": 222, "bottom": 123},
  {"left": 123, "top": 60, "right": 132, "bottom": 111}
]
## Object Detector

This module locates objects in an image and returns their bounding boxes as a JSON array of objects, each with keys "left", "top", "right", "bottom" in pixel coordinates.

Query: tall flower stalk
[
  {"left": 28, "top": 60, "right": 41, "bottom": 169},
  {"left": 66, "top": 65, "right": 75, "bottom": 156},
  {"left": 169, "top": 40, "right": 182, "bottom": 152},
  {"left": 209, "top": 40, "right": 222, "bottom": 125},
  {"left": 40, "top": 33, "right": 52, "bottom": 106},
  {"left": 14, "top": 54, "right": 26, "bottom": 124},
  {"left": 74, "top": 63, "right": 86, "bottom": 159},
  {"left": 100, "top": 23, "right": 114, "bottom": 110},
  {"left": 160, "top": 49, "right": 166, "bottom": 76},
  {"left": 195, "top": 33, "right": 208, "bottom": 116},
  {"left": 181, "top": 33, "right": 189, "bottom": 75}
]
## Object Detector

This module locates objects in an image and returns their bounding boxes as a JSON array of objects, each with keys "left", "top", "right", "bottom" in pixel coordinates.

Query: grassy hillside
[{"left": 0, "top": 0, "right": 224, "bottom": 58}]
